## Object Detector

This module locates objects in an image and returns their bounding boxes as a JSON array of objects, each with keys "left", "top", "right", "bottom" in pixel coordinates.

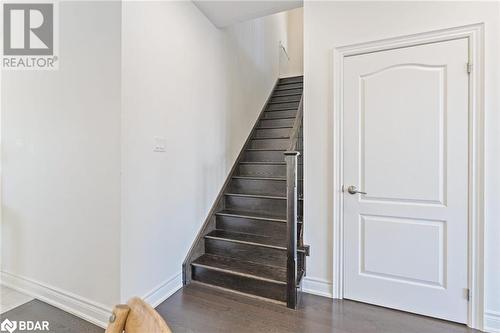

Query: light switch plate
[{"left": 153, "top": 137, "right": 166, "bottom": 152}]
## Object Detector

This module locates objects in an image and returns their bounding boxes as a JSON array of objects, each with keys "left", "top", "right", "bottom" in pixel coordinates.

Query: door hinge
[
  {"left": 467, "top": 62, "right": 473, "bottom": 74},
  {"left": 465, "top": 288, "right": 471, "bottom": 301}
]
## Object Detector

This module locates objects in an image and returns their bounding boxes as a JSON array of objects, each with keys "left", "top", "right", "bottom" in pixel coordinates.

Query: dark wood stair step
[
  {"left": 248, "top": 138, "right": 289, "bottom": 150},
  {"left": 266, "top": 103, "right": 299, "bottom": 111},
  {"left": 256, "top": 125, "right": 293, "bottom": 129},
  {"left": 216, "top": 209, "right": 286, "bottom": 222},
  {"left": 246, "top": 148, "right": 287, "bottom": 152},
  {"left": 216, "top": 209, "right": 303, "bottom": 225},
  {"left": 192, "top": 254, "right": 286, "bottom": 284},
  {"left": 259, "top": 117, "right": 295, "bottom": 128},
  {"left": 225, "top": 192, "right": 286, "bottom": 200},
  {"left": 251, "top": 136, "right": 290, "bottom": 140},
  {"left": 270, "top": 95, "right": 301, "bottom": 103},
  {"left": 272, "top": 91, "right": 302, "bottom": 97},
  {"left": 263, "top": 110, "right": 297, "bottom": 119},
  {"left": 275, "top": 83, "right": 303, "bottom": 91},
  {"left": 279, "top": 76, "right": 303, "bottom": 84},
  {"left": 190, "top": 281, "right": 286, "bottom": 305},
  {"left": 232, "top": 176, "right": 286, "bottom": 181},
  {"left": 239, "top": 161, "right": 286, "bottom": 165},
  {"left": 232, "top": 175, "right": 303, "bottom": 182},
  {"left": 205, "top": 230, "right": 286, "bottom": 250},
  {"left": 254, "top": 127, "right": 293, "bottom": 139},
  {"left": 264, "top": 107, "right": 299, "bottom": 112},
  {"left": 228, "top": 177, "right": 287, "bottom": 197},
  {"left": 267, "top": 102, "right": 299, "bottom": 110}
]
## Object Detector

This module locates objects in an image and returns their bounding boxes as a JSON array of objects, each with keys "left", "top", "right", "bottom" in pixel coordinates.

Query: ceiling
[{"left": 193, "top": 1, "right": 303, "bottom": 28}]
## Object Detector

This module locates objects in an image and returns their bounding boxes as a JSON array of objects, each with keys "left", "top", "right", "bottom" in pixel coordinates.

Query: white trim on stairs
[
  {"left": 485, "top": 311, "right": 500, "bottom": 333},
  {"left": 142, "top": 272, "right": 182, "bottom": 308},
  {"left": 301, "top": 277, "right": 333, "bottom": 298}
]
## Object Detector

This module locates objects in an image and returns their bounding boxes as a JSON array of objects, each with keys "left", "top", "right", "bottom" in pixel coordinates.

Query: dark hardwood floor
[
  {"left": 157, "top": 283, "right": 479, "bottom": 333},
  {"left": 1, "top": 284, "right": 480, "bottom": 333}
]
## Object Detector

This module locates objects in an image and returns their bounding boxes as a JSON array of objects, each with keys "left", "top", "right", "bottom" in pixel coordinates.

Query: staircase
[{"left": 183, "top": 76, "right": 307, "bottom": 308}]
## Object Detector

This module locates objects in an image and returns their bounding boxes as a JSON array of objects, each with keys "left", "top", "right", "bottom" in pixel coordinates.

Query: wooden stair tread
[
  {"left": 256, "top": 126, "right": 293, "bottom": 129},
  {"left": 224, "top": 193, "right": 286, "bottom": 200},
  {"left": 276, "top": 83, "right": 303, "bottom": 88},
  {"left": 239, "top": 161, "right": 286, "bottom": 165},
  {"left": 272, "top": 92, "right": 302, "bottom": 97},
  {"left": 264, "top": 108, "right": 299, "bottom": 112},
  {"left": 278, "top": 81, "right": 303, "bottom": 86},
  {"left": 192, "top": 254, "right": 286, "bottom": 284},
  {"left": 246, "top": 148, "right": 286, "bottom": 151},
  {"left": 268, "top": 101, "right": 300, "bottom": 105},
  {"left": 275, "top": 87, "right": 302, "bottom": 92},
  {"left": 260, "top": 116, "right": 296, "bottom": 120},
  {"left": 205, "top": 230, "right": 286, "bottom": 249},
  {"left": 232, "top": 176, "right": 286, "bottom": 181},
  {"left": 251, "top": 136, "right": 290, "bottom": 140},
  {"left": 224, "top": 193, "right": 304, "bottom": 202},
  {"left": 233, "top": 176, "right": 303, "bottom": 182},
  {"left": 216, "top": 209, "right": 286, "bottom": 222}
]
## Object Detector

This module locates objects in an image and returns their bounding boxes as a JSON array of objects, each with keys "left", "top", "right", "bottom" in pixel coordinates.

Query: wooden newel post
[{"left": 284, "top": 150, "right": 300, "bottom": 309}]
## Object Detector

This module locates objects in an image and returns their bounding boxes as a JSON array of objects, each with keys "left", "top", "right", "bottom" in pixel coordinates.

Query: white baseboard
[
  {"left": 1, "top": 271, "right": 111, "bottom": 328},
  {"left": 301, "top": 277, "right": 333, "bottom": 298},
  {"left": 1, "top": 271, "right": 182, "bottom": 329},
  {"left": 143, "top": 272, "right": 182, "bottom": 308},
  {"left": 485, "top": 311, "right": 500, "bottom": 333}
]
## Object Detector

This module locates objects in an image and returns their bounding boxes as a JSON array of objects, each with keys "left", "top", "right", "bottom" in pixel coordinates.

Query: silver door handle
[{"left": 347, "top": 185, "right": 367, "bottom": 195}]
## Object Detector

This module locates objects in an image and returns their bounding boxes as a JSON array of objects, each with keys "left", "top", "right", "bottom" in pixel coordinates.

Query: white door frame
[{"left": 332, "top": 24, "right": 485, "bottom": 330}]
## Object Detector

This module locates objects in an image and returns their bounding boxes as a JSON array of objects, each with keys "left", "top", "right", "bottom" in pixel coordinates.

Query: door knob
[{"left": 347, "top": 185, "right": 367, "bottom": 195}]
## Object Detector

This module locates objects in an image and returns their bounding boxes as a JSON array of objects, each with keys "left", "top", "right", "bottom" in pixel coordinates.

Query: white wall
[
  {"left": 224, "top": 10, "right": 288, "bottom": 158},
  {"left": 1, "top": 0, "right": 122, "bottom": 316},
  {"left": 121, "top": 1, "right": 288, "bottom": 303},
  {"left": 283, "top": 7, "right": 303, "bottom": 77},
  {"left": 303, "top": 1, "right": 500, "bottom": 331}
]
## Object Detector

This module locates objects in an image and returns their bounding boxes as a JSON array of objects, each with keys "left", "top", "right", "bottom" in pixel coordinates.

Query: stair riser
[
  {"left": 225, "top": 196, "right": 286, "bottom": 216},
  {"left": 243, "top": 150, "right": 284, "bottom": 162},
  {"left": 262, "top": 110, "right": 297, "bottom": 119},
  {"left": 248, "top": 139, "right": 289, "bottom": 150},
  {"left": 275, "top": 82, "right": 303, "bottom": 91},
  {"left": 270, "top": 95, "right": 301, "bottom": 103},
  {"left": 254, "top": 128, "right": 292, "bottom": 139},
  {"left": 205, "top": 238, "right": 286, "bottom": 267},
  {"left": 279, "top": 77, "right": 303, "bottom": 84},
  {"left": 237, "top": 164, "right": 285, "bottom": 177},
  {"left": 216, "top": 215, "right": 286, "bottom": 237},
  {"left": 228, "top": 178, "right": 286, "bottom": 197},
  {"left": 259, "top": 118, "right": 295, "bottom": 128},
  {"left": 266, "top": 102, "right": 299, "bottom": 111},
  {"left": 192, "top": 266, "right": 286, "bottom": 302},
  {"left": 243, "top": 151, "right": 303, "bottom": 163},
  {"left": 273, "top": 88, "right": 302, "bottom": 97},
  {"left": 237, "top": 164, "right": 303, "bottom": 178}
]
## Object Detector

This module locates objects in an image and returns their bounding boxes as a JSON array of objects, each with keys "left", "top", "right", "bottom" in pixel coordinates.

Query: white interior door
[{"left": 343, "top": 38, "right": 469, "bottom": 323}]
